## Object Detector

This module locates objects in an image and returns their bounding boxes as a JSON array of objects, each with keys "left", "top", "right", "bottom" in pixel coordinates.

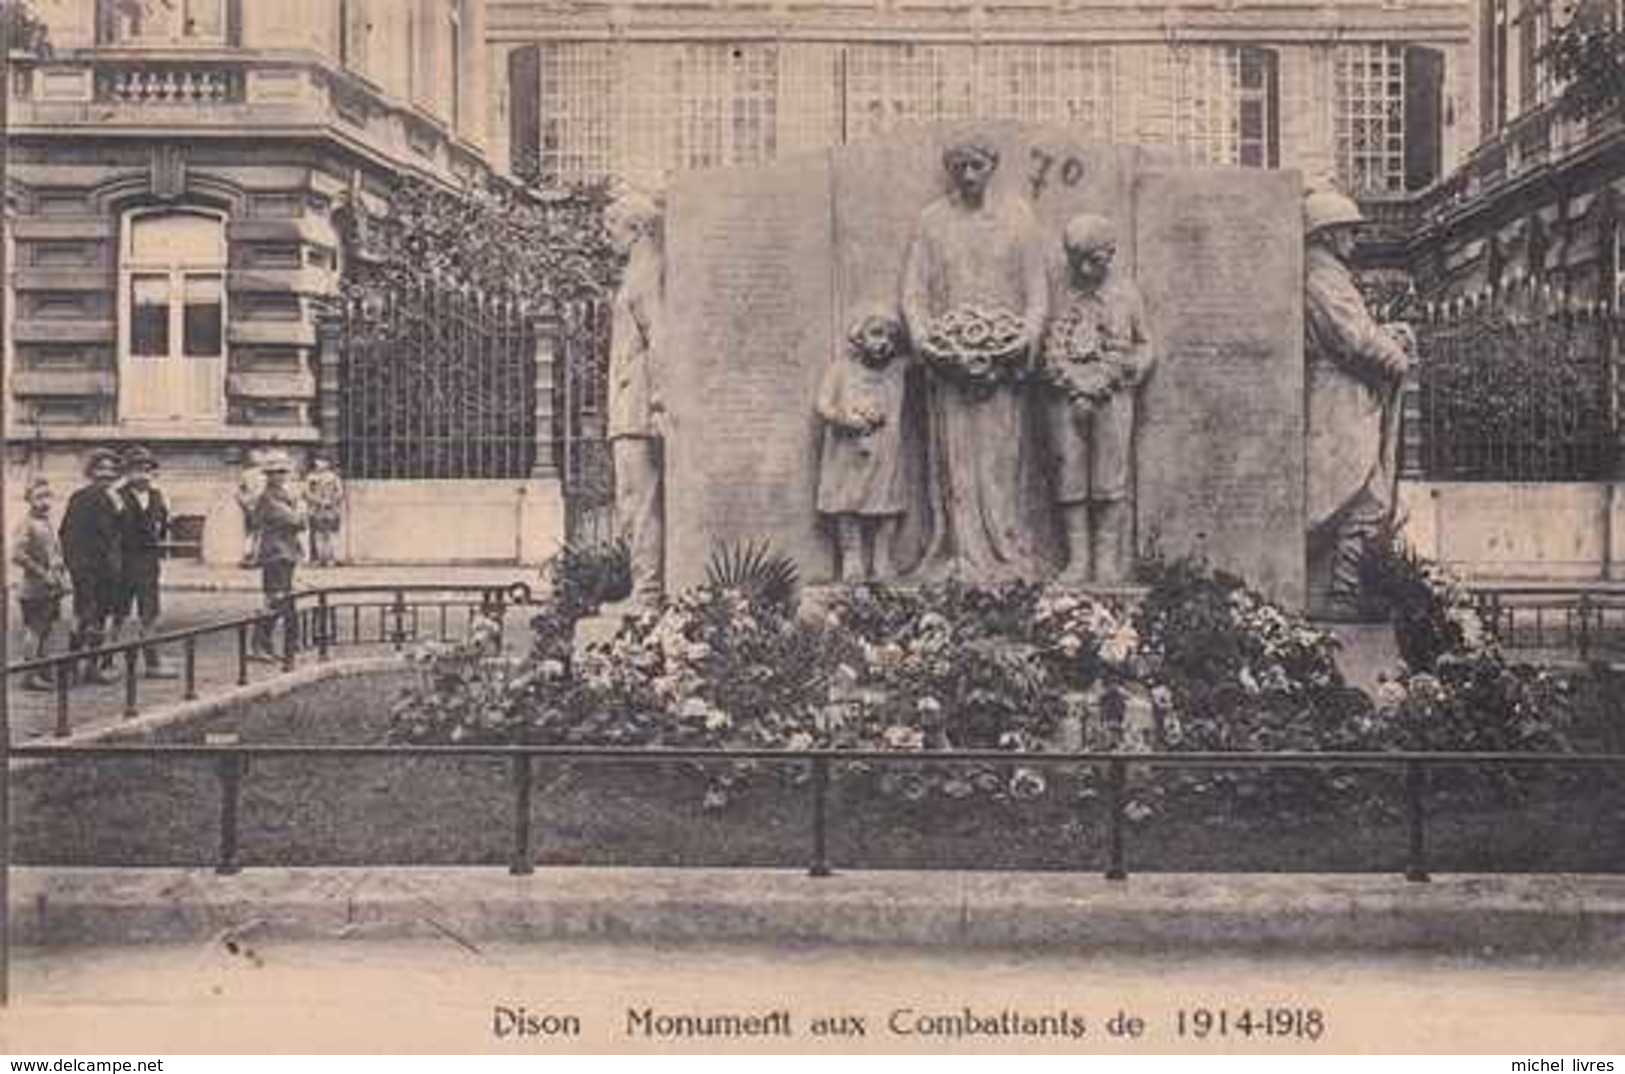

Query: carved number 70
[{"left": 1028, "top": 148, "right": 1088, "bottom": 199}]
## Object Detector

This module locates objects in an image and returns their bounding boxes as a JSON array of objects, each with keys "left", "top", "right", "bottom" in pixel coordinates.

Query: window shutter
[
  {"left": 95, "top": 0, "right": 115, "bottom": 44},
  {"left": 227, "top": 0, "right": 243, "bottom": 46},
  {"left": 1404, "top": 45, "right": 1445, "bottom": 191},
  {"left": 508, "top": 45, "right": 541, "bottom": 181}
]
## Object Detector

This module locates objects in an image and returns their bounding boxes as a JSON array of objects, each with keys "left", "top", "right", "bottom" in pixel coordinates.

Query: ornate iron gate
[
  {"left": 341, "top": 277, "right": 538, "bottom": 480},
  {"left": 1408, "top": 287, "right": 1617, "bottom": 482},
  {"left": 554, "top": 297, "right": 615, "bottom": 544}
]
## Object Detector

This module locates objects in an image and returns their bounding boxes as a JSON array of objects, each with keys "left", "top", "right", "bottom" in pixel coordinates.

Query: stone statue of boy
[
  {"left": 1042, "top": 213, "right": 1155, "bottom": 584},
  {"left": 605, "top": 191, "right": 666, "bottom": 609}
]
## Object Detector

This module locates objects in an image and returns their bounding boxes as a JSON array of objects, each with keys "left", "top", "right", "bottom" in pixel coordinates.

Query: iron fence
[
  {"left": 3, "top": 584, "right": 534, "bottom": 739},
  {"left": 341, "top": 277, "right": 538, "bottom": 480},
  {"left": 1473, "top": 586, "right": 1625, "bottom": 662},
  {"left": 1407, "top": 285, "right": 1617, "bottom": 482},
  {"left": 9, "top": 740, "right": 1624, "bottom": 883},
  {"left": 553, "top": 296, "right": 616, "bottom": 545}
]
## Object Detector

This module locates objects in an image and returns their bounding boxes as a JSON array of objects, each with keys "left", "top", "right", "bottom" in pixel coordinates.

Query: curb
[{"left": 12, "top": 867, "right": 1625, "bottom": 956}]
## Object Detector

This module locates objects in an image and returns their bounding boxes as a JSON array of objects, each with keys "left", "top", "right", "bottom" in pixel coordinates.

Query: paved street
[{"left": 2, "top": 939, "right": 1620, "bottom": 1053}]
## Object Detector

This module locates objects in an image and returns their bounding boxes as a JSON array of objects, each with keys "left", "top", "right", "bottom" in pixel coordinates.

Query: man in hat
[
  {"left": 1042, "top": 212, "right": 1155, "bottom": 585},
  {"left": 113, "top": 444, "right": 179, "bottom": 678},
  {"left": 58, "top": 447, "right": 125, "bottom": 683},
  {"left": 249, "top": 448, "right": 307, "bottom": 661},
  {"left": 1303, "top": 188, "right": 1413, "bottom": 618}
]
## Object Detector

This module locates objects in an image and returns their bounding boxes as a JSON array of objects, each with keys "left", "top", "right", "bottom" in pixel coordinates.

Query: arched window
[{"left": 119, "top": 209, "right": 228, "bottom": 424}]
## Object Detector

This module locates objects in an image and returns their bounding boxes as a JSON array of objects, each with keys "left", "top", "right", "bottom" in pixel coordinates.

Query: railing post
[
  {"left": 216, "top": 753, "right": 245, "bottom": 876},
  {"left": 316, "top": 592, "right": 331, "bottom": 662},
  {"left": 281, "top": 599, "right": 298, "bottom": 672},
  {"left": 1405, "top": 761, "right": 1430, "bottom": 883},
  {"left": 236, "top": 624, "right": 249, "bottom": 686},
  {"left": 809, "top": 756, "right": 832, "bottom": 878},
  {"left": 391, "top": 589, "right": 407, "bottom": 651},
  {"left": 1577, "top": 594, "right": 1593, "bottom": 660},
  {"left": 53, "top": 663, "right": 71, "bottom": 739},
  {"left": 510, "top": 754, "right": 534, "bottom": 876},
  {"left": 183, "top": 637, "right": 197, "bottom": 701},
  {"left": 1104, "top": 758, "right": 1127, "bottom": 881},
  {"left": 122, "top": 649, "right": 139, "bottom": 718}
]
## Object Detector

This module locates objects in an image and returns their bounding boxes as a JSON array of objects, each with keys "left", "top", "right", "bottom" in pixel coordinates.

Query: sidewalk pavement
[{"left": 11, "top": 866, "right": 1625, "bottom": 956}]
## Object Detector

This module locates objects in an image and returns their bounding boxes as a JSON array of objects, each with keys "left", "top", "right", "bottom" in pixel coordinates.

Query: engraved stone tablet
[
  {"left": 662, "top": 154, "right": 837, "bottom": 593},
  {"left": 1132, "top": 167, "right": 1307, "bottom": 608}
]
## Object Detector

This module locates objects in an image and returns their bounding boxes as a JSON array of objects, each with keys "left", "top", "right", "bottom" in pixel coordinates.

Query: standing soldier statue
[
  {"left": 604, "top": 190, "right": 666, "bottom": 610},
  {"left": 1042, "top": 213, "right": 1155, "bottom": 585},
  {"left": 1303, "top": 189, "right": 1413, "bottom": 619}
]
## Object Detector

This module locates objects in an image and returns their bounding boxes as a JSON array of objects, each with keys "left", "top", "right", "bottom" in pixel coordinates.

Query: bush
[{"left": 391, "top": 553, "right": 1589, "bottom": 815}]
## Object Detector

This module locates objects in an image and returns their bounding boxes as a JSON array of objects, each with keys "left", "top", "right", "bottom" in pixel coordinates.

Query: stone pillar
[
  {"left": 531, "top": 314, "right": 560, "bottom": 479},
  {"left": 315, "top": 315, "right": 343, "bottom": 463}
]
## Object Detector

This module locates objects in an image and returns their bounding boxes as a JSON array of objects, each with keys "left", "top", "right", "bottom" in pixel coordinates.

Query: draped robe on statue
[{"left": 900, "top": 194, "right": 1050, "bottom": 583}]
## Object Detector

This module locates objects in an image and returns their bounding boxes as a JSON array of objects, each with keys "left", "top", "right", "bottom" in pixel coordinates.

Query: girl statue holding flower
[
  {"left": 815, "top": 310, "right": 910, "bottom": 583},
  {"left": 900, "top": 135, "right": 1050, "bottom": 583}
]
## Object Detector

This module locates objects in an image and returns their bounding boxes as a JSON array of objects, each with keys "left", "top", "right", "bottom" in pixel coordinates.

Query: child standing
[
  {"left": 815, "top": 310, "right": 910, "bottom": 583},
  {"left": 12, "top": 478, "right": 70, "bottom": 691},
  {"left": 304, "top": 456, "right": 345, "bottom": 567}
]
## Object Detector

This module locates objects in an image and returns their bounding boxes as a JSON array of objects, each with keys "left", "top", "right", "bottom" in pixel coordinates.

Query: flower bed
[{"left": 389, "top": 553, "right": 1599, "bottom": 823}]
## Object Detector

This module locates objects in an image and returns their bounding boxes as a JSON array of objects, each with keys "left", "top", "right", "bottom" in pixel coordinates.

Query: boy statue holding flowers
[{"left": 1042, "top": 213, "right": 1155, "bottom": 585}]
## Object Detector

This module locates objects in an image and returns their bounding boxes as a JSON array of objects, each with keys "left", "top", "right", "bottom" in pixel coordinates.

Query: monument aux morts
[{"left": 660, "top": 122, "right": 1306, "bottom": 609}]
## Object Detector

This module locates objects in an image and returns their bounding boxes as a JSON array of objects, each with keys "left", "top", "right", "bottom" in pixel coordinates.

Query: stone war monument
[{"left": 661, "top": 121, "right": 1306, "bottom": 609}]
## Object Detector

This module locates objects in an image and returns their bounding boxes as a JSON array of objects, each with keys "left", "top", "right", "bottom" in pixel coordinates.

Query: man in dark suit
[
  {"left": 59, "top": 447, "right": 125, "bottom": 684},
  {"left": 114, "top": 444, "right": 179, "bottom": 679}
]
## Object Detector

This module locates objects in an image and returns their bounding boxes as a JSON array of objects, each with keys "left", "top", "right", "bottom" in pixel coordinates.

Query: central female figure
[{"left": 900, "top": 135, "right": 1050, "bottom": 583}]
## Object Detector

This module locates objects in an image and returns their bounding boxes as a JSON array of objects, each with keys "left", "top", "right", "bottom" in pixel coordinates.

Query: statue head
[
  {"left": 848, "top": 309, "right": 906, "bottom": 369},
  {"left": 941, "top": 136, "right": 1000, "bottom": 205},
  {"left": 606, "top": 190, "right": 663, "bottom": 256},
  {"left": 1063, "top": 213, "right": 1118, "bottom": 290},
  {"left": 1303, "top": 189, "right": 1364, "bottom": 262}
]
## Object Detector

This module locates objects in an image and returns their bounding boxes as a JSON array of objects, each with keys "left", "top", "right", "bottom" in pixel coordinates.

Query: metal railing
[
  {"left": 1474, "top": 586, "right": 1625, "bottom": 662},
  {"left": 4, "top": 583, "right": 535, "bottom": 739},
  {"left": 10, "top": 742, "right": 1623, "bottom": 882},
  {"left": 1408, "top": 287, "right": 1617, "bottom": 483}
]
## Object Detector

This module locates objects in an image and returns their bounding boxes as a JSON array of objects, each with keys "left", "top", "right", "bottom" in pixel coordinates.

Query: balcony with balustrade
[{"left": 3, "top": 48, "right": 490, "bottom": 189}]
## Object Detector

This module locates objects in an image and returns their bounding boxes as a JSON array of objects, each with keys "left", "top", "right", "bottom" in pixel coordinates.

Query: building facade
[
  {"left": 1391, "top": 0, "right": 1625, "bottom": 581},
  {"left": 488, "top": 0, "right": 1475, "bottom": 211},
  {"left": 2, "top": 0, "right": 568, "bottom": 565}
]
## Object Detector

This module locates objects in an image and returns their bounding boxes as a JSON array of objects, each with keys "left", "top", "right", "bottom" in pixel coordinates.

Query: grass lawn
[{"left": 10, "top": 673, "right": 1625, "bottom": 874}]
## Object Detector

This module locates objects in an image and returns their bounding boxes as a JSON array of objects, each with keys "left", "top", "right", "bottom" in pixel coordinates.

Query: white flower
[
  {"left": 1009, "top": 767, "right": 1047, "bottom": 800},
  {"left": 786, "top": 731, "right": 815, "bottom": 751},
  {"left": 683, "top": 642, "right": 712, "bottom": 662},
  {"left": 882, "top": 725, "right": 926, "bottom": 750},
  {"left": 1099, "top": 625, "right": 1139, "bottom": 669},
  {"left": 1237, "top": 666, "right": 1260, "bottom": 695},
  {"left": 678, "top": 697, "right": 710, "bottom": 721},
  {"left": 1373, "top": 679, "right": 1407, "bottom": 713},
  {"left": 537, "top": 658, "right": 566, "bottom": 681},
  {"left": 705, "top": 708, "right": 732, "bottom": 732}
]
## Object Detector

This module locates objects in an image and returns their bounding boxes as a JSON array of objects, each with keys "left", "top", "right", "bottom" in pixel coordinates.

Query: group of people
[
  {"left": 234, "top": 454, "right": 346, "bottom": 570},
  {"left": 10, "top": 447, "right": 346, "bottom": 691},
  {"left": 815, "top": 136, "right": 1154, "bottom": 587},
  {"left": 11, "top": 445, "right": 181, "bottom": 690}
]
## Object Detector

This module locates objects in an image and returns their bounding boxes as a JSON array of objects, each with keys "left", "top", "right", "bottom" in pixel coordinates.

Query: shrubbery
[{"left": 390, "top": 543, "right": 1587, "bottom": 816}]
